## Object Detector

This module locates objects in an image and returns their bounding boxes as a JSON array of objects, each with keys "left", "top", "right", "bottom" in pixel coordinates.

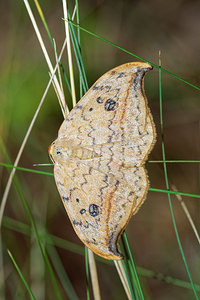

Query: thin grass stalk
[
  {"left": 88, "top": 249, "right": 101, "bottom": 300},
  {"left": 50, "top": 72, "right": 65, "bottom": 118},
  {"left": 0, "top": 38, "right": 67, "bottom": 228},
  {"left": 138, "top": 266, "right": 200, "bottom": 291},
  {"left": 33, "top": 0, "right": 53, "bottom": 45},
  {"left": 2, "top": 161, "right": 200, "bottom": 199},
  {"left": 120, "top": 256, "right": 135, "bottom": 299},
  {"left": 0, "top": 138, "right": 61, "bottom": 297},
  {"left": 28, "top": 202, "right": 79, "bottom": 300},
  {"left": 67, "top": 13, "right": 88, "bottom": 92},
  {"left": 117, "top": 244, "right": 135, "bottom": 299},
  {"left": 148, "top": 187, "right": 200, "bottom": 199},
  {"left": 46, "top": 240, "right": 79, "bottom": 300},
  {"left": 171, "top": 185, "right": 200, "bottom": 245},
  {"left": 53, "top": 39, "right": 66, "bottom": 115},
  {"left": 67, "top": 21, "right": 200, "bottom": 91},
  {"left": 0, "top": 235, "right": 5, "bottom": 300},
  {"left": 30, "top": 211, "right": 45, "bottom": 300},
  {"left": 159, "top": 54, "right": 199, "bottom": 300},
  {"left": 85, "top": 247, "right": 91, "bottom": 300},
  {"left": 33, "top": 0, "right": 72, "bottom": 94},
  {"left": 3, "top": 214, "right": 200, "bottom": 292},
  {"left": 7, "top": 250, "right": 36, "bottom": 300},
  {"left": 62, "top": 0, "right": 77, "bottom": 107},
  {"left": 23, "top": 0, "right": 66, "bottom": 109},
  {"left": 12, "top": 178, "right": 62, "bottom": 299},
  {"left": 114, "top": 260, "right": 132, "bottom": 300},
  {"left": 75, "top": 0, "right": 83, "bottom": 98},
  {"left": 122, "top": 232, "right": 145, "bottom": 300},
  {"left": 71, "top": 5, "right": 77, "bottom": 20},
  {"left": 148, "top": 160, "right": 200, "bottom": 163},
  {"left": 63, "top": 4, "right": 101, "bottom": 298},
  {"left": 67, "top": 8, "right": 88, "bottom": 92}
]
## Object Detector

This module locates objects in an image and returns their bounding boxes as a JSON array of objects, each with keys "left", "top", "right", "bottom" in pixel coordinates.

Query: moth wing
[
  {"left": 58, "top": 62, "right": 154, "bottom": 150},
  {"left": 54, "top": 159, "right": 146, "bottom": 260}
]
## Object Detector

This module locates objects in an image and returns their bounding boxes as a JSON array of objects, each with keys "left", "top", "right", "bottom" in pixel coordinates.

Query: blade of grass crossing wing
[
  {"left": 1, "top": 161, "right": 200, "bottom": 199},
  {"left": 159, "top": 55, "right": 199, "bottom": 300},
  {"left": 67, "top": 21, "right": 200, "bottom": 91}
]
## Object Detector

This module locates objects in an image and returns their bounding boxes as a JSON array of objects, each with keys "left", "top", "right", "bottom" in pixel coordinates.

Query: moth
[{"left": 49, "top": 62, "right": 156, "bottom": 260}]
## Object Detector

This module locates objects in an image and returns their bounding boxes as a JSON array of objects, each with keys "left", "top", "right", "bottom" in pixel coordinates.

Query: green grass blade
[
  {"left": 0, "top": 162, "right": 53, "bottom": 176},
  {"left": 33, "top": 0, "right": 71, "bottom": 94},
  {"left": 1, "top": 146, "right": 62, "bottom": 300},
  {"left": 13, "top": 178, "right": 62, "bottom": 300},
  {"left": 67, "top": 21, "right": 200, "bottom": 91},
  {"left": 122, "top": 232, "right": 145, "bottom": 300},
  {"left": 7, "top": 250, "right": 36, "bottom": 300},
  {"left": 67, "top": 11, "right": 89, "bottom": 92},
  {"left": 149, "top": 188, "right": 200, "bottom": 199},
  {"left": 4, "top": 216, "right": 200, "bottom": 292},
  {"left": 138, "top": 266, "right": 200, "bottom": 292},
  {"left": 158, "top": 57, "right": 199, "bottom": 299},
  {"left": 118, "top": 243, "right": 135, "bottom": 299},
  {"left": 75, "top": 0, "right": 83, "bottom": 98},
  {"left": 1, "top": 161, "right": 200, "bottom": 199},
  {"left": 85, "top": 246, "right": 90, "bottom": 300},
  {"left": 46, "top": 242, "right": 79, "bottom": 300},
  {"left": 148, "top": 160, "right": 200, "bottom": 163}
]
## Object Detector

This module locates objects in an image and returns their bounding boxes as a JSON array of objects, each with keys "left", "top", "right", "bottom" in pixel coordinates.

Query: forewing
[{"left": 58, "top": 62, "right": 153, "bottom": 149}]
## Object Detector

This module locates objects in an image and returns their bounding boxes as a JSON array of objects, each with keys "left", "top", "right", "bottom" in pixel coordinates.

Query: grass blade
[
  {"left": 88, "top": 249, "right": 101, "bottom": 300},
  {"left": 158, "top": 54, "right": 199, "bottom": 299},
  {"left": 67, "top": 21, "right": 200, "bottom": 91},
  {"left": 172, "top": 185, "right": 200, "bottom": 245},
  {"left": 122, "top": 232, "right": 145, "bottom": 300},
  {"left": 114, "top": 260, "right": 133, "bottom": 300},
  {"left": 7, "top": 250, "right": 36, "bottom": 300},
  {"left": 0, "top": 37, "right": 67, "bottom": 229},
  {"left": 23, "top": 0, "right": 66, "bottom": 108},
  {"left": 63, "top": 0, "right": 77, "bottom": 108},
  {"left": 85, "top": 247, "right": 91, "bottom": 300}
]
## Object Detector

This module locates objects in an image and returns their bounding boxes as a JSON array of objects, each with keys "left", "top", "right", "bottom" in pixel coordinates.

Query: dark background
[{"left": 1, "top": 0, "right": 200, "bottom": 299}]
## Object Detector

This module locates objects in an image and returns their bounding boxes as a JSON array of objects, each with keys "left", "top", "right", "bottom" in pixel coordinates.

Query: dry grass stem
[
  {"left": 23, "top": 0, "right": 65, "bottom": 106},
  {"left": 114, "top": 260, "right": 132, "bottom": 300},
  {"left": 53, "top": 39, "right": 66, "bottom": 116},
  {"left": 0, "top": 38, "right": 68, "bottom": 228},
  {"left": 88, "top": 249, "right": 101, "bottom": 300},
  {"left": 172, "top": 185, "right": 200, "bottom": 245},
  {"left": 62, "top": 0, "right": 77, "bottom": 107}
]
